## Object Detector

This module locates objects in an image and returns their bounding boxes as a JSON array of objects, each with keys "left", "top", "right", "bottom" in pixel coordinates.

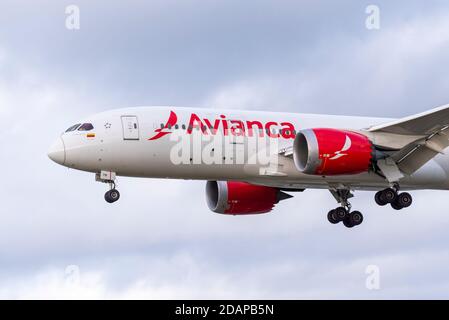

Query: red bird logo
[
  {"left": 148, "top": 111, "right": 178, "bottom": 140},
  {"left": 329, "top": 135, "right": 352, "bottom": 160}
]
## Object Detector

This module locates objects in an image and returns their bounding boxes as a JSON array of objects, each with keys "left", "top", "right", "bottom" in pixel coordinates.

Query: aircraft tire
[
  {"left": 334, "top": 207, "right": 347, "bottom": 221},
  {"left": 375, "top": 191, "right": 388, "bottom": 206},
  {"left": 327, "top": 210, "right": 339, "bottom": 224},
  {"left": 105, "top": 189, "right": 120, "bottom": 203},
  {"left": 391, "top": 201, "right": 403, "bottom": 210},
  {"left": 396, "top": 192, "right": 412, "bottom": 208},
  {"left": 350, "top": 211, "right": 363, "bottom": 226},
  {"left": 379, "top": 188, "right": 397, "bottom": 204}
]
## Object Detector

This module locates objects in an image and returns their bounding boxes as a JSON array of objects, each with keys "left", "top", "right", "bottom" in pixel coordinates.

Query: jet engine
[
  {"left": 293, "top": 128, "right": 373, "bottom": 175},
  {"left": 206, "top": 181, "right": 292, "bottom": 215}
]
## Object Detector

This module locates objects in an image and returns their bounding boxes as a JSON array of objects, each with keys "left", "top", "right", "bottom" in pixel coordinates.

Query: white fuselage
[{"left": 48, "top": 106, "right": 449, "bottom": 191}]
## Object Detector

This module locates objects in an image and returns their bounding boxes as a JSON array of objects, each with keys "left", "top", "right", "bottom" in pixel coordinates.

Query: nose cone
[{"left": 48, "top": 137, "right": 66, "bottom": 165}]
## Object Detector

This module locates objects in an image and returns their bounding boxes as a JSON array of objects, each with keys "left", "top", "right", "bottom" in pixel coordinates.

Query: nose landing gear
[{"left": 96, "top": 171, "right": 120, "bottom": 204}]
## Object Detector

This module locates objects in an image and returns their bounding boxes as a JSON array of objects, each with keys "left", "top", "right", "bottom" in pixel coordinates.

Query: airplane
[{"left": 48, "top": 104, "right": 449, "bottom": 228}]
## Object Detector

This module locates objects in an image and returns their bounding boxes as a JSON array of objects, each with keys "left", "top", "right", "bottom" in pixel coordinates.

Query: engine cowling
[
  {"left": 206, "top": 181, "right": 292, "bottom": 215},
  {"left": 293, "top": 128, "right": 373, "bottom": 175}
]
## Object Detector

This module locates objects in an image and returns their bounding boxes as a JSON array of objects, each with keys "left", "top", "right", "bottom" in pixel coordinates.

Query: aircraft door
[{"left": 121, "top": 115, "right": 140, "bottom": 140}]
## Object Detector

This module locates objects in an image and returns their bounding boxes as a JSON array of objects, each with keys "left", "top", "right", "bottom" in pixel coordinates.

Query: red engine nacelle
[
  {"left": 293, "top": 128, "right": 373, "bottom": 175},
  {"left": 206, "top": 181, "right": 292, "bottom": 215}
]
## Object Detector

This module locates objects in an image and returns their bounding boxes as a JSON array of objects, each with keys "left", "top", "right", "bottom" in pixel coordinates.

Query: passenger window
[
  {"left": 175, "top": 124, "right": 179, "bottom": 129},
  {"left": 78, "top": 123, "right": 94, "bottom": 131},
  {"left": 182, "top": 124, "right": 186, "bottom": 130},
  {"left": 65, "top": 124, "right": 81, "bottom": 132},
  {"left": 160, "top": 123, "right": 164, "bottom": 129}
]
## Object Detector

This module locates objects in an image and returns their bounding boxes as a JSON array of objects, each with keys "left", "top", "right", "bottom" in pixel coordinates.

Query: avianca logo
[
  {"left": 329, "top": 135, "right": 351, "bottom": 160},
  {"left": 148, "top": 111, "right": 296, "bottom": 140},
  {"left": 148, "top": 111, "right": 178, "bottom": 140}
]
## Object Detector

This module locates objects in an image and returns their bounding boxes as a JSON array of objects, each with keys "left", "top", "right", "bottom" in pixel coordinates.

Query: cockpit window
[
  {"left": 78, "top": 123, "right": 94, "bottom": 131},
  {"left": 65, "top": 124, "right": 81, "bottom": 132}
]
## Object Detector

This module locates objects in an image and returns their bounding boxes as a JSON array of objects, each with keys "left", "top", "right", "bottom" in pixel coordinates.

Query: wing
[
  {"left": 368, "top": 104, "right": 449, "bottom": 177},
  {"left": 368, "top": 104, "right": 449, "bottom": 135}
]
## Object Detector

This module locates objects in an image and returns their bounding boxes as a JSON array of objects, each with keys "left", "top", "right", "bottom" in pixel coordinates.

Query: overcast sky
[{"left": 2, "top": 0, "right": 449, "bottom": 299}]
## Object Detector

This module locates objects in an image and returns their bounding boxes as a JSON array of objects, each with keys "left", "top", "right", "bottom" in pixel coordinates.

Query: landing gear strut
[
  {"left": 328, "top": 189, "right": 364, "bottom": 228},
  {"left": 375, "top": 185, "right": 412, "bottom": 210}
]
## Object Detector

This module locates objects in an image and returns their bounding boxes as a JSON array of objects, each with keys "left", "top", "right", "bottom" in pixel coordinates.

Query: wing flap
[
  {"left": 389, "top": 126, "right": 449, "bottom": 174},
  {"left": 365, "top": 104, "right": 449, "bottom": 177}
]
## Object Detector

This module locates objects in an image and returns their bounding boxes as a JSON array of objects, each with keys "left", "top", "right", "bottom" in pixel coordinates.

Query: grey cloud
[{"left": 1, "top": 0, "right": 449, "bottom": 299}]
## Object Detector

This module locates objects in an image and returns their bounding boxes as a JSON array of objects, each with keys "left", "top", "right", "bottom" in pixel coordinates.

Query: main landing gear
[
  {"left": 328, "top": 189, "right": 363, "bottom": 228},
  {"left": 374, "top": 186, "right": 412, "bottom": 210},
  {"left": 326, "top": 184, "right": 414, "bottom": 228},
  {"left": 327, "top": 207, "right": 363, "bottom": 228}
]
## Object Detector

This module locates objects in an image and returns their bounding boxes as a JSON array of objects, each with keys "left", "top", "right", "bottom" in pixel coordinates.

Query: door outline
[{"left": 121, "top": 115, "right": 140, "bottom": 140}]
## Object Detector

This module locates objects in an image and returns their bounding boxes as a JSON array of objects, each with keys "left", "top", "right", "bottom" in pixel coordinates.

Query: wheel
[
  {"left": 105, "top": 190, "right": 114, "bottom": 203},
  {"left": 391, "top": 201, "right": 403, "bottom": 210},
  {"left": 109, "top": 189, "right": 120, "bottom": 202},
  {"left": 334, "top": 207, "right": 347, "bottom": 221},
  {"left": 375, "top": 191, "right": 388, "bottom": 206},
  {"left": 327, "top": 210, "right": 339, "bottom": 224},
  {"left": 105, "top": 189, "right": 120, "bottom": 203},
  {"left": 396, "top": 192, "right": 412, "bottom": 208},
  {"left": 343, "top": 217, "right": 354, "bottom": 228},
  {"left": 350, "top": 211, "right": 364, "bottom": 226},
  {"left": 379, "top": 188, "right": 397, "bottom": 204},
  {"left": 343, "top": 211, "right": 363, "bottom": 228}
]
